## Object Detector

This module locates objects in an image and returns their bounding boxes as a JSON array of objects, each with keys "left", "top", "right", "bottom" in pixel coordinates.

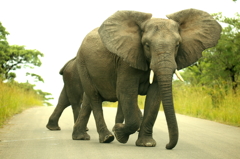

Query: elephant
[
  {"left": 46, "top": 57, "right": 143, "bottom": 131},
  {"left": 72, "top": 9, "right": 221, "bottom": 149},
  {"left": 46, "top": 57, "right": 84, "bottom": 130}
]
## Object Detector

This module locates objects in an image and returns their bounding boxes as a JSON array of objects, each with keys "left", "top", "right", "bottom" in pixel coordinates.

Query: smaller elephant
[
  {"left": 46, "top": 57, "right": 143, "bottom": 131},
  {"left": 46, "top": 57, "right": 84, "bottom": 130}
]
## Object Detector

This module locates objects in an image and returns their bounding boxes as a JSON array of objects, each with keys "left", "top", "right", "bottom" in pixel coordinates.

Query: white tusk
[
  {"left": 175, "top": 69, "right": 184, "bottom": 82},
  {"left": 149, "top": 70, "right": 154, "bottom": 84}
]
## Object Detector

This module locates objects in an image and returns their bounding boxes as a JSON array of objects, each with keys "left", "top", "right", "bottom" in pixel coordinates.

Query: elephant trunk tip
[{"left": 165, "top": 135, "right": 178, "bottom": 150}]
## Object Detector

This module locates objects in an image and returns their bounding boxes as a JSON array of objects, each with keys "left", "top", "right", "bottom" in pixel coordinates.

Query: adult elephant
[
  {"left": 46, "top": 57, "right": 142, "bottom": 131},
  {"left": 72, "top": 9, "right": 221, "bottom": 149}
]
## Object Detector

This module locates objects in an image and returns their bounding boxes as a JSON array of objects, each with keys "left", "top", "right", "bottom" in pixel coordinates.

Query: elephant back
[{"left": 59, "top": 57, "right": 77, "bottom": 75}]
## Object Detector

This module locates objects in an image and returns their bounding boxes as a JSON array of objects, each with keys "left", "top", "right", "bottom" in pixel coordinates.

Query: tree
[
  {"left": 1, "top": 45, "right": 44, "bottom": 81},
  {"left": 0, "top": 22, "right": 9, "bottom": 79},
  {"left": 206, "top": 13, "right": 240, "bottom": 93},
  {"left": 182, "top": 13, "right": 240, "bottom": 94}
]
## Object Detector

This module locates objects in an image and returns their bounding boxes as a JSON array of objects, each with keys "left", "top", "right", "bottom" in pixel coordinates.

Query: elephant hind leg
[
  {"left": 90, "top": 96, "right": 114, "bottom": 143},
  {"left": 46, "top": 86, "right": 70, "bottom": 130},
  {"left": 72, "top": 94, "right": 91, "bottom": 140},
  {"left": 73, "top": 93, "right": 114, "bottom": 143}
]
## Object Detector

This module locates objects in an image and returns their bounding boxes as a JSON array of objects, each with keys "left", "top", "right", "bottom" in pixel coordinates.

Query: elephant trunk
[
  {"left": 157, "top": 74, "right": 178, "bottom": 149},
  {"left": 151, "top": 52, "right": 179, "bottom": 149}
]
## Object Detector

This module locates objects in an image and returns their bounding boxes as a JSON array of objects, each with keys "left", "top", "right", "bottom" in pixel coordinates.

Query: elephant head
[{"left": 98, "top": 9, "right": 221, "bottom": 149}]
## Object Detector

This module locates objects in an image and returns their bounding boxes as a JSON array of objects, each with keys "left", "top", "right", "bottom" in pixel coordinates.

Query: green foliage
[
  {"left": 0, "top": 22, "right": 44, "bottom": 82},
  {"left": 26, "top": 73, "right": 44, "bottom": 83},
  {"left": 35, "top": 89, "right": 53, "bottom": 106},
  {"left": 0, "top": 22, "right": 9, "bottom": 76},
  {"left": 182, "top": 13, "right": 240, "bottom": 94},
  {"left": 0, "top": 45, "right": 44, "bottom": 81}
]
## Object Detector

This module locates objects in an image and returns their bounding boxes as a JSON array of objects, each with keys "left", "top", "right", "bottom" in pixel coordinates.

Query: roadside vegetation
[
  {"left": 0, "top": 22, "right": 53, "bottom": 127},
  {"left": 105, "top": 13, "right": 240, "bottom": 127},
  {"left": 173, "top": 82, "right": 240, "bottom": 127},
  {"left": 0, "top": 82, "right": 43, "bottom": 127}
]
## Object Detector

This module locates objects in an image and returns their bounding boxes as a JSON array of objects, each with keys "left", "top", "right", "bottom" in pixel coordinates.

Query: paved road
[{"left": 0, "top": 106, "right": 239, "bottom": 159}]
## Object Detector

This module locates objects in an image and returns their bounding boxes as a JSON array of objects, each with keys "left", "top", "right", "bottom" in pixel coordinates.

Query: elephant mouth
[{"left": 149, "top": 69, "right": 184, "bottom": 84}]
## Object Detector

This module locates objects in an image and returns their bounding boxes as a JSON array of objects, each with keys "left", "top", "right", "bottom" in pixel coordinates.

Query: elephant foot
[
  {"left": 99, "top": 132, "right": 115, "bottom": 143},
  {"left": 46, "top": 123, "right": 61, "bottom": 131},
  {"left": 72, "top": 131, "right": 90, "bottom": 140},
  {"left": 135, "top": 136, "right": 156, "bottom": 147},
  {"left": 112, "top": 123, "right": 131, "bottom": 143}
]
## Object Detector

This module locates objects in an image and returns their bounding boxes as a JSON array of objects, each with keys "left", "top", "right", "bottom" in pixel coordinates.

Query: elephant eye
[
  {"left": 176, "top": 43, "right": 179, "bottom": 48},
  {"left": 145, "top": 43, "right": 150, "bottom": 49}
]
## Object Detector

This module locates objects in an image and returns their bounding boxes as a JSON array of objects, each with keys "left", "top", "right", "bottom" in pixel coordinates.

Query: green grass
[
  {"left": 104, "top": 85, "right": 240, "bottom": 127},
  {"left": 173, "top": 85, "right": 240, "bottom": 127},
  {"left": 0, "top": 82, "right": 43, "bottom": 127}
]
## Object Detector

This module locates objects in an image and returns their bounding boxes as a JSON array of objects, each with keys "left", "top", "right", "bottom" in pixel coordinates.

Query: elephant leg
[
  {"left": 73, "top": 93, "right": 114, "bottom": 143},
  {"left": 72, "top": 93, "right": 91, "bottom": 140},
  {"left": 46, "top": 86, "right": 70, "bottom": 130},
  {"left": 137, "top": 106, "right": 143, "bottom": 132},
  {"left": 72, "top": 103, "right": 89, "bottom": 131},
  {"left": 136, "top": 82, "right": 161, "bottom": 147},
  {"left": 115, "top": 103, "right": 142, "bottom": 132},
  {"left": 91, "top": 96, "right": 114, "bottom": 143},
  {"left": 113, "top": 90, "right": 141, "bottom": 143},
  {"left": 72, "top": 104, "right": 80, "bottom": 123},
  {"left": 115, "top": 103, "right": 124, "bottom": 123}
]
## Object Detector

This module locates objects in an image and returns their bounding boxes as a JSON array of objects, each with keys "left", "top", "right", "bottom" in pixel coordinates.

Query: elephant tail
[{"left": 59, "top": 57, "right": 76, "bottom": 75}]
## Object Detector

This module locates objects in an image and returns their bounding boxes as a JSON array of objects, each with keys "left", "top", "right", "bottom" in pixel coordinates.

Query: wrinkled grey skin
[
  {"left": 46, "top": 57, "right": 83, "bottom": 130},
  {"left": 72, "top": 9, "right": 221, "bottom": 149},
  {"left": 46, "top": 57, "right": 142, "bottom": 131},
  {"left": 46, "top": 57, "right": 142, "bottom": 130}
]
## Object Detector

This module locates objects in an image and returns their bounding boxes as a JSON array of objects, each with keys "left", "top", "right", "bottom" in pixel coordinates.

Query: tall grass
[
  {"left": 104, "top": 85, "right": 240, "bottom": 127},
  {"left": 173, "top": 85, "right": 240, "bottom": 127},
  {"left": 0, "top": 82, "right": 43, "bottom": 127}
]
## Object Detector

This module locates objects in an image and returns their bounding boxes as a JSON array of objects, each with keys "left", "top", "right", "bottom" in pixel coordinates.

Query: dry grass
[
  {"left": 104, "top": 85, "right": 240, "bottom": 127},
  {"left": 0, "top": 82, "right": 43, "bottom": 127}
]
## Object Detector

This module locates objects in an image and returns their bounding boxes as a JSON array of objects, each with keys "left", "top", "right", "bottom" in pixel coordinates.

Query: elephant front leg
[
  {"left": 115, "top": 103, "right": 124, "bottom": 123},
  {"left": 136, "top": 82, "right": 161, "bottom": 147},
  {"left": 92, "top": 101, "right": 115, "bottom": 143},
  {"left": 113, "top": 94, "right": 141, "bottom": 143}
]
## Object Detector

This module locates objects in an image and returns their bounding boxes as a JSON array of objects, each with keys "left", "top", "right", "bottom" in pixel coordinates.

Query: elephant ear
[
  {"left": 167, "top": 8, "right": 222, "bottom": 70},
  {"left": 98, "top": 10, "right": 152, "bottom": 71}
]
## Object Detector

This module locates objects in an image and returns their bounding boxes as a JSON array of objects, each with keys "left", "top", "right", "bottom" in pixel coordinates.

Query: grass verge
[
  {"left": 104, "top": 85, "right": 240, "bottom": 127},
  {"left": 0, "top": 82, "right": 43, "bottom": 127}
]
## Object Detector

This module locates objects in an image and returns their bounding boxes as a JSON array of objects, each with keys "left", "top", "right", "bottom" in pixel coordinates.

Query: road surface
[{"left": 0, "top": 106, "right": 239, "bottom": 159}]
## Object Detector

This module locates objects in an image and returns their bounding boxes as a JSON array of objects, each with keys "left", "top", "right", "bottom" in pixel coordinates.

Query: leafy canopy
[
  {"left": 181, "top": 13, "right": 240, "bottom": 94},
  {"left": 0, "top": 22, "right": 44, "bottom": 81}
]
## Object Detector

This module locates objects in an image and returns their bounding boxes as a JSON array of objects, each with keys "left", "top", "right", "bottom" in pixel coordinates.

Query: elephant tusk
[
  {"left": 175, "top": 69, "right": 184, "bottom": 82},
  {"left": 149, "top": 70, "right": 154, "bottom": 84}
]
